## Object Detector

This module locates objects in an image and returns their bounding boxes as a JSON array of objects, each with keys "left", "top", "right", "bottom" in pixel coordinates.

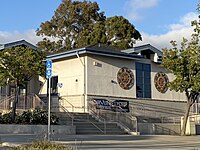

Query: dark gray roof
[
  {"left": 47, "top": 46, "right": 143, "bottom": 61},
  {"left": 122, "top": 44, "right": 162, "bottom": 56},
  {"left": 0, "top": 40, "right": 41, "bottom": 51}
]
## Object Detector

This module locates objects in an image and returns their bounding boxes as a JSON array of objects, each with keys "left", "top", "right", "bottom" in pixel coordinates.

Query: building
[
  {"left": 0, "top": 40, "right": 198, "bottom": 114},
  {"left": 39, "top": 43, "right": 190, "bottom": 114},
  {"left": 0, "top": 40, "right": 44, "bottom": 111},
  {"left": 1, "top": 40, "right": 200, "bottom": 135}
]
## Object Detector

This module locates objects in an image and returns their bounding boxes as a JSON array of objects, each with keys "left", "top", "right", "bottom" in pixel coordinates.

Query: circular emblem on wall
[
  {"left": 154, "top": 72, "right": 169, "bottom": 93},
  {"left": 117, "top": 67, "right": 134, "bottom": 90}
]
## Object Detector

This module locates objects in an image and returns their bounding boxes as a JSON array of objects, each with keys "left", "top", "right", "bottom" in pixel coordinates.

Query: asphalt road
[{"left": 0, "top": 134, "right": 200, "bottom": 150}]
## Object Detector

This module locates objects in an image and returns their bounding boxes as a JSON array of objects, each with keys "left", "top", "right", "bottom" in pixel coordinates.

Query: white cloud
[
  {"left": 0, "top": 30, "right": 41, "bottom": 45},
  {"left": 135, "top": 12, "right": 199, "bottom": 50},
  {"left": 169, "top": 12, "right": 198, "bottom": 31},
  {"left": 0, "top": 12, "right": 198, "bottom": 51},
  {"left": 124, "top": 0, "right": 159, "bottom": 20}
]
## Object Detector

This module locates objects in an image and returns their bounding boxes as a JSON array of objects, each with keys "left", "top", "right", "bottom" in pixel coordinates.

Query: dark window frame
[{"left": 136, "top": 62, "right": 151, "bottom": 98}]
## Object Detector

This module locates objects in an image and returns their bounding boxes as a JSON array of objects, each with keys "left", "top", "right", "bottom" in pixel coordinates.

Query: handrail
[
  {"left": 153, "top": 123, "right": 178, "bottom": 135},
  {"left": 59, "top": 97, "right": 75, "bottom": 112},
  {"left": 88, "top": 105, "right": 106, "bottom": 134},
  {"left": 0, "top": 95, "right": 15, "bottom": 110},
  {"left": 161, "top": 116, "right": 181, "bottom": 124},
  {"left": 32, "top": 94, "right": 46, "bottom": 109},
  {"left": 59, "top": 103, "right": 74, "bottom": 126},
  {"left": 0, "top": 95, "right": 14, "bottom": 105},
  {"left": 88, "top": 100, "right": 137, "bottom": 134},
  {"left": 88, "top": 119, "right": 105, "bottom": 134},
  {"left": 130, "top": 101, "right": 185, "bottom": 115},
  {"left": 115, "top": 105, "right": 138, "bottom": 133},
  {"left": 130, "top": 105, "right": 184, "bottom": 117}
]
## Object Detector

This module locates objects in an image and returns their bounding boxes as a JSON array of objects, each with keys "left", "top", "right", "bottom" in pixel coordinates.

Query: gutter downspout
[{"left": 76, "top": 51, "right": 86, "bottom": 112}]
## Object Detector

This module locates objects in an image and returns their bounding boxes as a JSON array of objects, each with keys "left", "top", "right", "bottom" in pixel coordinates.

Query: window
[
  {"left": 51, "top": 76, "right": 58, "bottom": 94},
  {"left": 47, "top": 76, "right": 58, "bottom": 95},
  {"left": 136, "top": 63, "right": 151, "bottom": 98}
]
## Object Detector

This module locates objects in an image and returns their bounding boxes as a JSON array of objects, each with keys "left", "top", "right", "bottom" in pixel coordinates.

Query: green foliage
[
  {"left": 0, "top": 46, "right": 45, "bottom": 87},
  {"left": 162, "top": 17, "right": 200, "bottom": 103},
  {"left": 0, "top": 109, "right": 59, "bottom": 125},
  {"left": 15, "top": 111, "right": 32, "bottom": 124},
  {"left": 105, "top": 16, "right": 142, "bottom": 49},
  {"left": 31, "top": 109, "right": 48, "bottom": 124},
  {"left": 36, "top": 0, "right": 141, "bottom": 52},
  {"left": 161, "top": 13, "right": 199, "bottom": 135},
  {"left": 12, "top": 140, "right": 73, "bottom": 150},
  {"left": 1, "top": 112, "right": 12, "bottom": 124}
]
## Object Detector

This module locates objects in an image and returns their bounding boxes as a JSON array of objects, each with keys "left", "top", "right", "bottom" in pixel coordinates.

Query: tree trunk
[
  {"left": 181, "top": 102, "right": 192, "bottom": 136},
  {"left": 11, "top": 85, "right": 19, "bottom": 122}
]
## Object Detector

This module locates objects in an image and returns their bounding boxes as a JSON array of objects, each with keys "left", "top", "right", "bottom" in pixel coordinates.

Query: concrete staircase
[{"left": 56, "top": 112, "right": 128, "bottom": 135}]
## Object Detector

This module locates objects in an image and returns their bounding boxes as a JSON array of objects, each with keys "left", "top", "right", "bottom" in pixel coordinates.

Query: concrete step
[{"left": 57, "top": 112, "right": 128, "bottom": 135}]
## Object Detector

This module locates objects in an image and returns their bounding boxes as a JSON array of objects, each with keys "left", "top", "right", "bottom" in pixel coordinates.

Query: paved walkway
[{"left": 0, "top": 134, "right": 200, "bottom": 150}]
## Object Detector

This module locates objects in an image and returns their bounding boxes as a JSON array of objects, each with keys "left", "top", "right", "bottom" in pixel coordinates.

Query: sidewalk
[{"left": 0, "top": 134, "right": 200, "bottom": 150}]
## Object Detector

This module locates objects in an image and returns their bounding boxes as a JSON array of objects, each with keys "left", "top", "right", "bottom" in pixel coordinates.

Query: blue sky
[{"left": 0, "top": 0, "right": 199, "bottom": 49}]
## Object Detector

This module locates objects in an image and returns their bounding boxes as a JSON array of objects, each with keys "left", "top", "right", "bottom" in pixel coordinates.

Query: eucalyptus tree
[
  {"left": 36, "top": 0, "right": 141, "bottom": 52},
  {"left": 0, "top": 46, "right": 45, "bottom": 122}
]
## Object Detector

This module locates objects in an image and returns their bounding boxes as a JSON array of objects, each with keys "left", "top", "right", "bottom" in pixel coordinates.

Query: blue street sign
[
  {"left": 46, "top": 59, "right": 52, "bottom": 69},
  {"left": 46, "top": 69, "right": 52, "bottom": 77},
  {"left": 46, "top": 59, "right": 52, "bottom": 79}
]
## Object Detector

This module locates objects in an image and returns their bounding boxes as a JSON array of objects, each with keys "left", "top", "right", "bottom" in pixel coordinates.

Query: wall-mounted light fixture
[
  {"left": 93, "top": 61, "right": 102, "bottom": 67},
  {"left": 111, "top": 80, "right": 117, "bottom": 84},
  {"left": 57, "top": 83, "right": 63, "bottom": 88}
]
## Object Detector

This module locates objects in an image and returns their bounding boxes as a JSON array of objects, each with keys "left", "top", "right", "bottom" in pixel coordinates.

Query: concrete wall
[
  {"left": 0, "top": 124, "right": 75, "bottom": 135},
  {"left": 138, "top": 123, "right": 181, "bottom": 135},
  {"left": 28, "top": 75, "right": 42, "bottom": 95}
]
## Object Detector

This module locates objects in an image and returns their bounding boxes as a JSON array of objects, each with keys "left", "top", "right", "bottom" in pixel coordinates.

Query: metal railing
[
  {"left": 59, "top": 98, "right": 106, "bottom": 134},
  {"left": 161, "top": 116, "right": 181, "bottom": 124},
  {"left": 59, "top": 97, "right": 75, "bottom": 112},
  {"left": 59, "top": 103, "right": 74, "bottom": 126},
  {"left": 0, "top": 94, "right": 45, "bottom": 111},
  {"left": 0, "top": 95, "right": 14, "bottom": 110},
  {"left": 153, "top": 124, "right": 179, "bottom": 135},
  {"left": 88, "top": 104, "right": 107, "bottom": 134},
  {"left": 129, "top": 102, "right": 185, "bottom": 118},
  {"left": 88, "top": 100, "right": 138, "bottom": 134}
]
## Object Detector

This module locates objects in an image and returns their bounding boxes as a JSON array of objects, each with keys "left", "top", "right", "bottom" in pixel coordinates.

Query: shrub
[
  {"left": 1, "top": 112, "right": 12, "bottom": 124},
  {"left": 30, "top": 109, "right": 48, "bottom": 124},
  {"left": 0, "top": 109, "right": 59, "bottom": 125},
  {"left": 11, "top": 140, "right": 73, "bottom": 150},
  {"left": 15, "top": 111, "right": 32, "bottom": 124}
]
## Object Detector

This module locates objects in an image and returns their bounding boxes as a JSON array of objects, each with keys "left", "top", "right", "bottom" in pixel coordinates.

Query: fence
[{"left": 0, "top": 94, "right": 45, "bottom": 111}]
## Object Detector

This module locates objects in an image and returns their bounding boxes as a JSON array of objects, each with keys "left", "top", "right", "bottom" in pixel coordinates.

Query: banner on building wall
[
  {"left": 111, "top": 100, "right": 130, "bottom": 112},
  {"left": 94, "top": 99, "right": 112, "bottom": 110},
  {"left": 93, "top": 99, "right": 129, "bottom": 112}
]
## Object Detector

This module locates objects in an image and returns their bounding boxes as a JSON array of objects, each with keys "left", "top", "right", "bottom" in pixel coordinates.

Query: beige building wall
[
  {"left": 37, "top": 53, "right": 187, "bottom": 113},
  {"left": 86, "top": 55, "right": 136, "bottom": 98},
  {"left": 87, "top": 56, "right": 187, "bottom": 102},
  {"left": 151, "top": 61, "right": 187, "bottom": 101},
  {"left": 39, "top": 57, "right": 86, "bottom": 112}
]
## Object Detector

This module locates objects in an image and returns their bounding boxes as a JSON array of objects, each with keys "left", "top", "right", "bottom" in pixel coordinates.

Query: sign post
[{"left": 46, "top": 59, "right": 52, "bottom": 141}]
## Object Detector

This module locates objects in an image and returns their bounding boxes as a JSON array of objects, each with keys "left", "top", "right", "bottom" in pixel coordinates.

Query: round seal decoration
[
  {"left": 154, "top": 72, "right": 169, "bottom": 93},
  {"left": 117, "top": 67, "right": 134, "bottom": 90}
]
